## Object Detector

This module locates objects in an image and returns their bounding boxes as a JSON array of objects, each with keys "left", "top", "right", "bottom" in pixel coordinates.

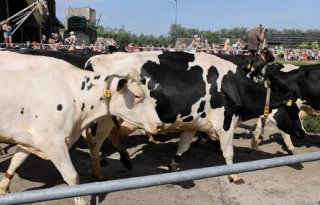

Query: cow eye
[{"left": 135, "top": 95, "right": 141, "bottom": 99}]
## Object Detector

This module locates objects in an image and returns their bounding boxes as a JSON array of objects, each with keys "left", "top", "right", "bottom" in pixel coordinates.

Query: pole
[
  {"left": 175, "top": 0, "right": 178, "bottom": 25},
  {"left": 1, "top": 151, "right": 320, "bottom": 205}
]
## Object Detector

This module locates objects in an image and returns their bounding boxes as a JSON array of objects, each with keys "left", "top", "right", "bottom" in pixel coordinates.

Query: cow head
[
  {"left": 106, "top": 76, "right": 162, "bottom": 134},
  {"left": 260, "top": 47, "right": 275, "bottom": 63},
  {"left": 249, "top": 48, "right": 275, "bottom": 81},
  {"left": 274, "top": 102, "right": 305, "bottom": 139}
]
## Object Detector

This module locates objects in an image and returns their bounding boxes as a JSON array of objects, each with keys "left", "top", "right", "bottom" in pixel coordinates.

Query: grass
[
  {"left": 275, "top": 59, "right": 319, "bottom": 66},
  {"left": 303, "top": 115, "right": 320, "bottom": 133}
]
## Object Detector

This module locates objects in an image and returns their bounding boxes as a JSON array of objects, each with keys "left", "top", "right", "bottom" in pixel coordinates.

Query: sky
[{"left": 56, "top": 0, "right": 320, "bottom": 36}]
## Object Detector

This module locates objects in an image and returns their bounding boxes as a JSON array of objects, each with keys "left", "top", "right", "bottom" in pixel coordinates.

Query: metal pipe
[
  {"left": 0, "top": 151, "right": 320, "bottom": 205},
  {"left": 12, "top": 6, "right": 38, "bottom": 35}
]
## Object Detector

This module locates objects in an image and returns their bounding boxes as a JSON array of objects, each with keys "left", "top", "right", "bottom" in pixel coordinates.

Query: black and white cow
[
  {"left": 252, "top": 62, "right": 320, "bottom": 153},
  {"left": 0, "top": 51, "right": 161, "bottom": 205},
  {"left": 2, "top": 47, "right": 116, "bottom": 68},
  {"left": 211, "top": 51, "right": 306, "bottom": 154},
  {"left": 86, "top": 51, "right": 304, "bottom": 183}
]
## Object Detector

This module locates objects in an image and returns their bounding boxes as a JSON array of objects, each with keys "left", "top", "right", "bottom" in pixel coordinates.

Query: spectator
[
  {"left": 80, "top": 40, "right": 86, "bottom": 49},
  {"left": 32, "top": 41, "right": 40, "bottom": 49},
  {"left": 64, "top": 31, "right": 77, "bottom": 51},
  {"left": 247, "top": 23, "right": 266, "bottom": 69},
  {"left": 49, "top": 33, "right": 61, "bottom": 50},
  {"left": 1, "top": 21, "right": 13, "bottom": 47},
  {"left": 40, "top": 34, "right": 48, "bottom": 49},
  {"left": 189, "top": 34, "right": 201, "bottom": 49},
  {"left": 233, "top": 38, "right": 243, "bottom": 55},
  {"left": 222, "top": 39, "right": 232, "bottom": 55}
]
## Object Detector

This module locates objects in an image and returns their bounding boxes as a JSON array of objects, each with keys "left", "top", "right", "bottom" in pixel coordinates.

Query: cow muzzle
[{"left": 146, "top": 121, "right": 163, "bottom": 135}]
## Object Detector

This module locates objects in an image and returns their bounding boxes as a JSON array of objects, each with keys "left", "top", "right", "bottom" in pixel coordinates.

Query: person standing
[
  {"left": 1, "top": 21, "right": 13, "bottom": 47},
  {"left": 64, "top": 31, "right": 77, "bottom": 50},
  {"left": 247, "top": 23, "right": 266, "bottom": 69},
  {"left": 40, "top": 34, "right": 48, "bottom": 49}
]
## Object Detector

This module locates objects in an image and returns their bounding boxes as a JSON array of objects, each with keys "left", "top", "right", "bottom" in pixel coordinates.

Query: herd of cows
[{"left": 0, "top": 46, "right": 319, "bottom": 205}]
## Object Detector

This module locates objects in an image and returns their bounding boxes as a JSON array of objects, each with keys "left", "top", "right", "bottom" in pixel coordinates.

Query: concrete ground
[{"left": 0, "top": 119, "right": 319, "bottom": 205}]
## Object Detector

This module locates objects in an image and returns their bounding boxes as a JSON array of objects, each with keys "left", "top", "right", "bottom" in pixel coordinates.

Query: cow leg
[
  {"left": 0, "top": 147, "right": 30, "bottom": 194},
  {"left": 108, "top": 134, "right": 132, "bottom": 170},
  {"left": 252, "top": 118, "right": 263, "bottom": 150},
  {"left": 168, "top": 130, "right": 196, "bottom": 171},
  {"left": 85, "top": 117, "right": 114, "bottom": 181},
  {"left": 218, "top": 129, "right": 244, "bottom": 184},
  {"left": 108, "top": 121, "right": 139, "bottom": 170},
  {"left": 280, "top": 131, "right": 296, "bottom": 155},
  {"left": 254, "top": 117, "right": 296, "bottom": 154},
  {"left": 42, "top": 140, "right": 86, "bottom": 205},
  {"left": 0, "top": 145, "right": 6, "bottom": 156}
]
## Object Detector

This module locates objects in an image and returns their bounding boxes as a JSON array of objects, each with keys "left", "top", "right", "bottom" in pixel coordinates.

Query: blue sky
[{"left": 56, "top": 0, "right": 320, "bottom": 36}]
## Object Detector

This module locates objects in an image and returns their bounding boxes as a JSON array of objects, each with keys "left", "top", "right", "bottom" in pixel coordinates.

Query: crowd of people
[
  {"left": 2, "top": 20, "right": 320, "bottom": 62},
  {"left": 1, "top": 23, "right": 110, "bottom": 53},
  {"left": 273, "top": 46, "right": 319, "bottom": 61},
  {"left": 125, "top": 38, "right": 245, "bottom": 55},
  {"left": 26, "top": 31, "right": 108, "bottom": 52}
]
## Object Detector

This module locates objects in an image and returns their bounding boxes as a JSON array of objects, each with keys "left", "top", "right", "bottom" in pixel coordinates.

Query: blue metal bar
[{"left": 1, "top": 151, "right": 320, "bottom": 205}]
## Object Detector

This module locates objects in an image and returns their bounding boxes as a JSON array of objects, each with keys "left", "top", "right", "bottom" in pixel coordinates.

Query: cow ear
[
  {"left": 117, "top": 79, "right": 128, "bottom": 91},
  {"left": 263, "top": 47, "right": 267, "bottom": 53},
  {"left": 84, "top": 60, "right": 94, "bottom": 71},
  {"left": 127, "top": 69, "right": 140, "bottom": 81}
]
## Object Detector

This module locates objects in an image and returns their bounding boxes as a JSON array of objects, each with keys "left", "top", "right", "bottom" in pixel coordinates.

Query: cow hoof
[
  {"left": 0, "top": 148, "right": 6, "bottom": 156},
  {"left": 288, "top": 149, "right": 297, "bottom": 155},
  {"left": 94, "top": 176, "right": 107, "bottom": 182},
  {"left": 92, "top": 173, "right": 107, "bottom": 181},
  {"left": 251, "top": 141, "right": 260, "bottom": 151},
  {"left": 228, "top": 175, "right": 245, "bottom": 185},
  {"left": 120, "top": 152, "right": 133, "bottom": 170},
  {"left": 0, "top": 188, "right": 10, "bottom": 194},
  {"left": 147, "top": 136, "right": 156, "bottom": 145},
  {"left": 168, "top": 160, "right": 179, "bottom": 171},
  {"left": 74, "top": 197, "right": 87, "bottom": 205},
  {"left": 99, "top": 159, "right": 109, "bottom": 167}
]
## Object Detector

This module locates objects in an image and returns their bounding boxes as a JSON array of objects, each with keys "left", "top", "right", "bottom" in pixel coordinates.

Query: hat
[{"left": 70, "top": 31, "right": 75, "bottom": 35}]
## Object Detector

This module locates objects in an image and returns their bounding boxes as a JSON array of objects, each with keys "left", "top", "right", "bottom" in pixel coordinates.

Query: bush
[{"left": 303, "top": 115, "right": 320, "bottom": 132}]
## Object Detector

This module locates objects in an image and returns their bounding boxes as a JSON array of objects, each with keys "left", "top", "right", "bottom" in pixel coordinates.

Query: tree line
[{"left": 97, "top": 24, "right": 320, "bottom": 50}]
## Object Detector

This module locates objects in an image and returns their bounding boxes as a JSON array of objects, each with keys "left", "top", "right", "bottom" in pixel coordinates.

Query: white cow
[{"left": 0, "top": 51, "right": 161, "bottom": 205}]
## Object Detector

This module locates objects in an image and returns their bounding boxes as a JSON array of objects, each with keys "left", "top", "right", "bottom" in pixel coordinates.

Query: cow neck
[
  {"left": 103, "top": 75, "right": 120, "bottom": 128},
  {"left": 259, "top": 53, "right": 266, "bottom": 63}
]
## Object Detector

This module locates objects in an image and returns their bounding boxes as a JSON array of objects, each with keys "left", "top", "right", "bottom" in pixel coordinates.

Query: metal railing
[{"left": 0, "top": 151, "right": 320, "bottom": 205}]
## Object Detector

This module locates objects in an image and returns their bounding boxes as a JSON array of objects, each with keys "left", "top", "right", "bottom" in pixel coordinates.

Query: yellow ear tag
[
  {"left": 104, "top": 89, "right": 111, "bottom": 97},
  {"left": 287, "top": 100, "right": 292, "bottom": 106}
]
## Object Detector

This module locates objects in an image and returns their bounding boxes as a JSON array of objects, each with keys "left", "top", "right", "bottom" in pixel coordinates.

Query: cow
[
  {"left": 0, "top": 47, "right": 113, "bottom": 157},
  {"left": 2, "top": 46, "right": 117, "bottom": 69},
  {"left": 252, "top": 62, "right": 320, "bottom": 154},
  {"left": 0, "top": 48, "right": 137, "bottom": 179},
  {"left": 85, "top": 51, "right": 304, "bottom": 184},
  {"left": 0, "top": 51, "right": 161, "bottom": 205},
  {"left": 212, "top": 51, "right": 306, "bottom": 154}
]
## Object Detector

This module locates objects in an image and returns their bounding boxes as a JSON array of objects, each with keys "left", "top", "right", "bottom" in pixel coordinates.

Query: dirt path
[{"left": 0, "top": 119, "right": 319, "bottom": 205}]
